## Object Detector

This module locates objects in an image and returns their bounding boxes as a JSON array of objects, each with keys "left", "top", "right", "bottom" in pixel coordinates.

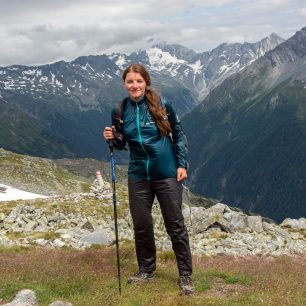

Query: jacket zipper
[{"left": 136, "top": 103, "right": 151, "bottom": 181}]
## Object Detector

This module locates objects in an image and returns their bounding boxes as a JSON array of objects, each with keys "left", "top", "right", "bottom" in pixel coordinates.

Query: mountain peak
[
  {"left": 264, "top": 32, "right": 285, "bottom": 44},
  {"left": 151, "top": 42, "right": 197, "bottom": 61}
]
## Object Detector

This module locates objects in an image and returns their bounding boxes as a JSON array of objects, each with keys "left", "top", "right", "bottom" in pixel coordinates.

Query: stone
[
  {"left": 247, "top": 215, "right": 263, "bottom": 233},
  {"left": 52, "top": 239, "right": 66, "bottom": 248},
  {"left": 24, "top": 221, "right": 38, "bottom": 232},
  {"left": 192, "top": 211, "right": 231, "bottom": 234},
  {"left": 280, "top": 218, "right": 306, "bottom": 229},
  {"left": 80, "top": 229, "right": 114, "bottom": 246},
  {"left": 3, "top": 289, "right": 37, "bottom": 306},
  {"left": 35, "top": 239, "right": 49, "bottom": 246},
  {"left": 0, "top": 234, "right": 12, "bottom": 245},
  {"left": 34, "top": 225, "right": 49, "bottom": 232},
  {"left": 81, "top": 221, "right": 94, "bottom": 231},
  {"left": 0, "top": 212, "right": 6, "bottom": 222},
  {"left": 49, "top": 301, "right": 73, "bottom": 306},
  {"left": 224, "top": 211, "right": 248, "bottom": 232}
]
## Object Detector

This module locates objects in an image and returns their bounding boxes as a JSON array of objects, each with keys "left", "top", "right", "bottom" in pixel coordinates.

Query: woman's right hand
[{"left": 103, "top": 126, "right": 115, "bottom": 141}]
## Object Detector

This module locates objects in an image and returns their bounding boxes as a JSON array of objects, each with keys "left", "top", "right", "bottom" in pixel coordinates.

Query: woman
[{"left": 103, "top": 63, "right": 195, "bottom": 295}]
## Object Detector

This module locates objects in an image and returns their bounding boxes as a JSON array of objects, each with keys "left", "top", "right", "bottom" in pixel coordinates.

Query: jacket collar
[{"left": 128, "top": 96, "right": 145, "bottom": 106}]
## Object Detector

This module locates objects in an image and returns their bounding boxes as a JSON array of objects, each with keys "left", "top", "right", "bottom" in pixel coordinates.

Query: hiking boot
[
  {"left": 127, "top": 271, "right": 155, "bottom": 284},
  {"left": 178, "top": 275, "right": 196, "bottom": 295}
]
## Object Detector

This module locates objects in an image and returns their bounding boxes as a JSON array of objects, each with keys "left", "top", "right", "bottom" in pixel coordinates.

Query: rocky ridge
[{"left": 0, "top": 175, "right": 305, "bottom": 257}]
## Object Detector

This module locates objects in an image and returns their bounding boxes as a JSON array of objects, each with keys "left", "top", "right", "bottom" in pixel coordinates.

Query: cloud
[{"left": 0, "top": 0, "right": 304, "bottom": 66}]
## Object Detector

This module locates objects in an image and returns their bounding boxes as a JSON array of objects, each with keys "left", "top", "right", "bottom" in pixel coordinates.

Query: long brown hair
[{"left": 122, "top": 63, "right": 171, "bottom": 136}]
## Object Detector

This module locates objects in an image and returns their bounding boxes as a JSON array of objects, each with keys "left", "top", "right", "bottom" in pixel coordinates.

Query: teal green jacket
[{"left": 112, "top": 97, "right": 187, "bottom": 181}]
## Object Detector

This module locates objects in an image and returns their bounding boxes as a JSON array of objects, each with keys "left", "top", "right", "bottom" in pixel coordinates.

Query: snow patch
[
  {"left": 40, "top": 76, "right": 48, "bottom": 82},
  {"left": 23, "top": 69, "right": 36, "bottom": 76},
  {"left": 146, "top": 47, "right": 187, "bottom": 72},
  {"left": 115, "top": 55, "right": 127, "bottom": 70},
  {"left": 55, "top": 79, "right": 63, "bottom": 87},
  {"left": 189, "top": 60, "right": 203, "bottom": 74},
  {"left": 0, "top": 184, "right": 47, "bottom": 202}
]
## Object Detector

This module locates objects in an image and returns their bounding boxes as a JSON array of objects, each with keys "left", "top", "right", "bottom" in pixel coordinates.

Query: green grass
[
  {"left": 6, "top": 231, "right": 61, "bottom": 241},
  {"left": 0, "top": 244, "right": 305, "bottom": 306},
  {"left": 0, "top": 148, "right": 92, "bottom": 196},
  {"left": 0, "top": 196, "right": 130, "bottom": 220}
]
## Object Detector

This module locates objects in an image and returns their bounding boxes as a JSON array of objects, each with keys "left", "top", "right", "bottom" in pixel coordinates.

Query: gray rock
[
  {"left": 5, "top": 205, "right": 22, "bottom": 222},
  {"left": 247, "top": 215, "right": 263, "bottom": 233},
  {"left": 22, "top": 205, "right": 35, "bottom": 214},
  {"left": 49, "top": 301, "right": 73, "bottom": 306},
  {"left": 0, "top": 234, "right": 12, "bottom": 245},
  {"left": 0, "top": 212, "right": 6, "bottom": 222},
  {"left": 224, "top": 211, "right": 248, "bottom": 232},
  {"left": 280, "top": 218, "right": 306, "bottom": 229},
  {"left": 80, "top": 229, "right": 114, "bottom": 246},
  {"left": 52, "top": 239, "right": 66, "bottom": 248},
  {"left": 34, "top": 225, "right": 50, "bottom": 232},
  {"left": 35, "top": 239, "right": 49, "bottom": 246},
  {"left": 37, "top": 216, "right": 48, "bottom": 226},
  {"left": 192, "top": 206, "right": 231, "bottom": 234},
  {"left": 24, "top": 221, "right": 38, "bottom": 232},
  {"left": 0, "top": 186, "right": 7, "bottom": 193},
  {"left": 81, "top": 221, "right": 94, "bottom": 231},
  {"left": 3, "top": 289, "right": 37, "bottom": 306}
]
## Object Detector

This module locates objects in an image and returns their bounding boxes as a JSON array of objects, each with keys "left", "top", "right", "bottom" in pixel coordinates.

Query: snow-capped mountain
[
  {"left": 0, "top": 33, "right": 284, "bottom": 115},
  {"left": 0, "top": 33, "right": 284, "bottom": 159},
  {"left": 111, "top": 33, "right": 284, "bottom": 101}
]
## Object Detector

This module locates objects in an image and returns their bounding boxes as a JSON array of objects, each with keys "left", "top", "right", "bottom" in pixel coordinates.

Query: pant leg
[
  {"left": 128, "top": 178, "right": 156, "bottom": 273},
  {"left": 153, "top": 177, "right": 193, "bottom": 276}
]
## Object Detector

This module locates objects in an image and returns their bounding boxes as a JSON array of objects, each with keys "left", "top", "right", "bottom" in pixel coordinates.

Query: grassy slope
[
  {"left": 0, "top": 245, "right": 304, "bottom": 306},
  {"left": 0, "top": 149, "right": 91, "bottom": 195}
]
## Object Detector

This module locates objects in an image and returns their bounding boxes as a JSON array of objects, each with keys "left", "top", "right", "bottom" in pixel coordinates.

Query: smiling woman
[{"left": 103, "top": 63, "right": 194, "bottom": 295}]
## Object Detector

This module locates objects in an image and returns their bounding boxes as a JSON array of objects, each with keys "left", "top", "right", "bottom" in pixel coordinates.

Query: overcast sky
[{"left": 0, "top": 0, "right": 305, "bottom": 66}]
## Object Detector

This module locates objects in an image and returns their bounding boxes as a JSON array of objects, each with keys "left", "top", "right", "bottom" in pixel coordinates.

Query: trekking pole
[{"left": 109, "top": 140, "right": 122, "bottom": 295}]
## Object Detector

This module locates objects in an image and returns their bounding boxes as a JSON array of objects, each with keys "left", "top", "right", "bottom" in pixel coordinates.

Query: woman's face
[{"left": 124, "top": 72, "right": 146, "bottom": 102}]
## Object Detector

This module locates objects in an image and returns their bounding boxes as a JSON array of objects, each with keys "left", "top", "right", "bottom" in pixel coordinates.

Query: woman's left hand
[{"left": 177, "top": 167, "right": 187, "bottom": 182}]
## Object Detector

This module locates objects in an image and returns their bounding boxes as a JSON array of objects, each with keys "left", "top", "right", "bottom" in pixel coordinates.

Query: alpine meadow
[{"left": 0, "top": 23, "right": 306, "bottom": 306}]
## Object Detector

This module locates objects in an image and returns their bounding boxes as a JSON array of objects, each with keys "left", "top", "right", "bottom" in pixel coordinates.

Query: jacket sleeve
[
  {"left": 110, "top": 108, "right": 127, "bottom": 150},
  {"left": 165, "top": 102, "right": 188, "bottom": 169}
]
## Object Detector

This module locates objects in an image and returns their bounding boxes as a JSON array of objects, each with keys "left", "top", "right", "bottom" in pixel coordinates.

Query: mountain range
[
  {"left": 182, "top": 26, "right": 306, "bottom": 222},
  {"left": 0, "top": 27, "right": 305, "bottom": 221}
]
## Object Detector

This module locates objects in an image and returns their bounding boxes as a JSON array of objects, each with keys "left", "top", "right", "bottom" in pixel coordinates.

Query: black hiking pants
[{"left": 128, "top": 177, "right": 192, "bottom": 276}]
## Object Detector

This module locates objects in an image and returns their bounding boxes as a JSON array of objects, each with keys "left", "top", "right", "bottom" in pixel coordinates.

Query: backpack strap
[
  {"left": 111, "top": 98, "right": 128, "bottom": 150},
  {"left": 113, "top": 98, "right": 128, "bottom": 133}
]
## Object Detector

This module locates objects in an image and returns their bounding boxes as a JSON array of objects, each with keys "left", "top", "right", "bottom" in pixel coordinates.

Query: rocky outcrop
[
  {"left": 0, "top": 198, "right": 305, "bottom": 256},
  {"left": 280, "top": 217, "right": 306, "bottom": 229},
  {"left": 2, "top": 289, "right": 37, "bottom": 306},
  {"left": 2, "top": 289, "right": 72, "bottom": 306},
  {"left": 0, "top": 172, "right": 304, "bottom": 256}
]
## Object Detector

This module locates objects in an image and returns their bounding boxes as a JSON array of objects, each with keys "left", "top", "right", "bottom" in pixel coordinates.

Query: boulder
[
  {"left": 49, "top": 301, "right": 73, "bottom": 306},
  {"left": 80, "top": 229, "right": 114, "bottom": 246},
  {"left": 280, "top": 218, "right": 306, "bottom": 229},
  {"left": 3, "top": 289, "right": 37, "bottom": 306},
  {"left": 247, "top": 215, "right": 263, "bottom": 233}
]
